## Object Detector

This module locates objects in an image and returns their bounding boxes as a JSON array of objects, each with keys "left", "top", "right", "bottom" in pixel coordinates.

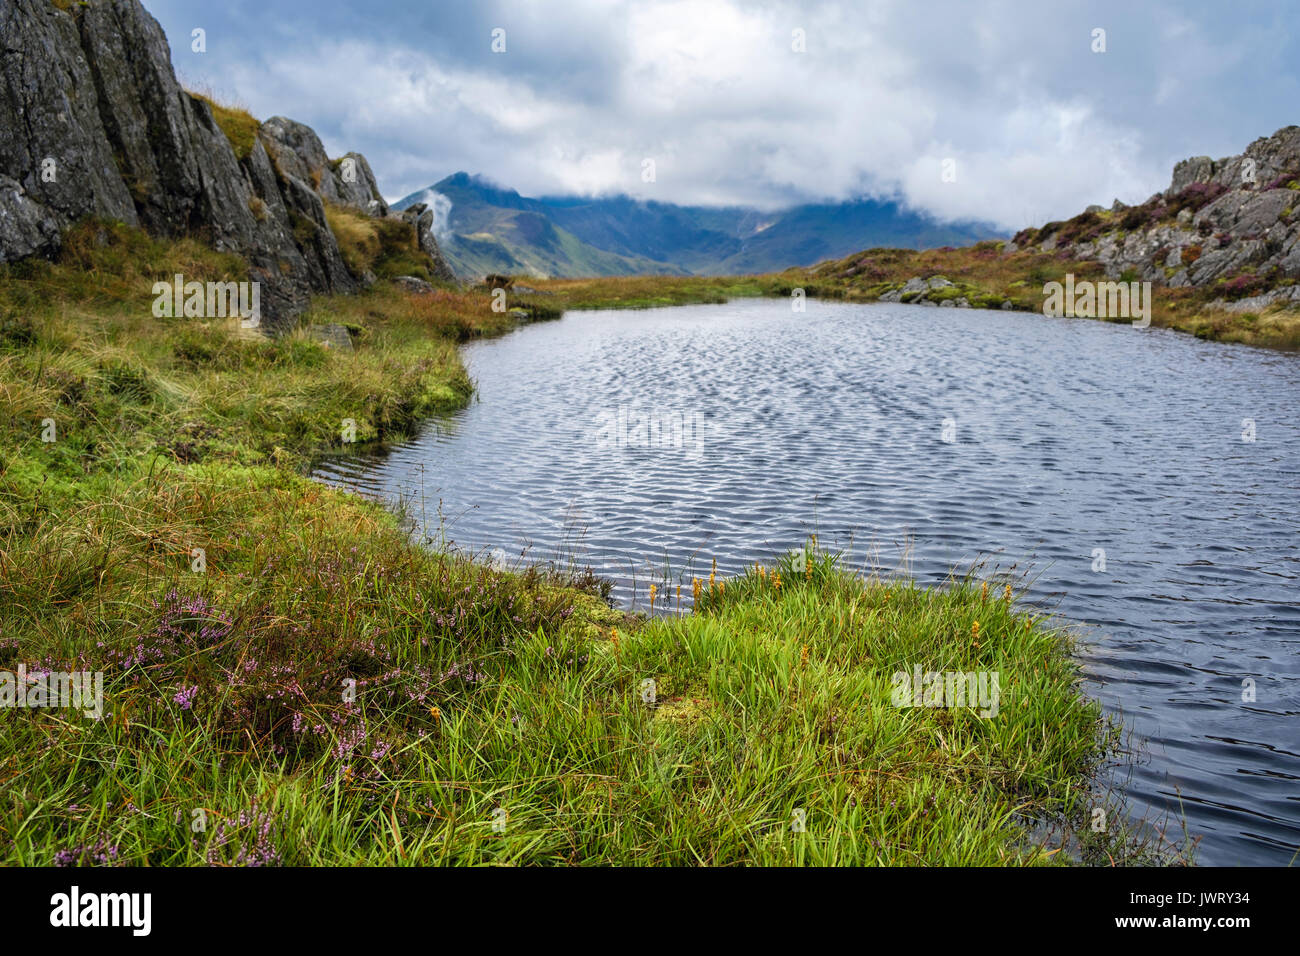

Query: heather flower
[
  {"left": 201, "top": 804, "right": 281, "bottom": 867},
  {"left": 53, "top": 836, "right": 121, "bottom": 867},
  {"left": 173, "top": 685, "right": 199, "bottom": 710}
]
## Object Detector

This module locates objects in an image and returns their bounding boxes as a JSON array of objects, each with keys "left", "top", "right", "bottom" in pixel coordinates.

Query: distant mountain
[
  {"left": 395, "top": 175, "right": 686, "bottom": 280},
  {"left": 393, "top": 173, "right": 1002, "bottom": 280}
]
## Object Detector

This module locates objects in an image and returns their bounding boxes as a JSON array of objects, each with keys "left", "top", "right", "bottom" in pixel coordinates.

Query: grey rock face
[
  {"left": 1167, "top": 156, "right": 1216, "bottom": 197},
  {"left": 75, "top": 0, "right": 225, "bottom": 238},
  {"left": 333, "top": 153, "right": 389, "bottom": 217},
  {"left": 1194, "top": 188, "right": 1292, "bottom": 237},
  {"left": 1208, "top": 126, "right": 1300, "bottom": 191},
  {"left": 0, "top": 0, "right": 452, "bottom": 324},
  {"left": 260, "top": 117, "right": 332, "bottom": 187},
  {"left": 1188, "top": 239, "right": 1267, "bottom": 284},
  {"left": 1045, "top": 126, "right": 1300, "bottom": 293},
  {"left": 0, "top": 0, "right": 138, "bottom": 236},
  {"left": 0, "top": 174, "right": 62, "bottom": 261},
  {"left": 261, "top": 117, "right": 389, "bottom": 217},
  {"left": 277, "top": 166, "right": 357, "bottom": 296}
]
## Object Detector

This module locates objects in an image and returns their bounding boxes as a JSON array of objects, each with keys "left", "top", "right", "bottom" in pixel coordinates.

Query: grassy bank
[
  {"left": 512, "top": 247, "right": 1300, "bottom": 348},
  {"left": 1, "top": 223, "right": 1143, "bottom": 865},
  {"left": 506, "top": 274, "right": 786, "bottom": 312},
  {"left": 780, "top": 241, "right": 1300, "bottom": 349}
]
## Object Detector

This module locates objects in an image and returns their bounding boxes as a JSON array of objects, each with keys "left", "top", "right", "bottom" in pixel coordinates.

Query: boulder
[
  {"left": 261, "top": 117, "right": 389, "bottom": 217},
  {"left": 333, "top": 153, "right": 389, "bottom": 217},
  {"left": 310, "top": 324, "right": 354, "bottom": 350},
  {"left": 1167, "top": 156, "right": 1216, "bottom": 197},
  {"left": 1188, "top": 239, "right": 1267, "bottom": 284},
  {"left": 392, "top": 275, "right": 435, "bottom": 295}
]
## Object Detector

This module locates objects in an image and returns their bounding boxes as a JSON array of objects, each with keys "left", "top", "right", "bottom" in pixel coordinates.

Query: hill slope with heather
[{"left": 778, "top": 126, "right": 1300, "bottom": 347}]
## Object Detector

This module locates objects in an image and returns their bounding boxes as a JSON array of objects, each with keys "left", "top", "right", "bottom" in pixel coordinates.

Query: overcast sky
[{"left": 148, "top": 0, "right": 1298, "bottom": 230}]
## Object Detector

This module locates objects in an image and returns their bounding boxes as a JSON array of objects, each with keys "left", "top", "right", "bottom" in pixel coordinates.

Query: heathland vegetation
[
  {"left": 0, "top": 218, "right": 1165, "bottom": 865},
  {"left": 4, "top": 0, "right": 1251, "bottom": 867},
  {"left": 491, "top": 239, "right": 1300, "bottom": 349}
]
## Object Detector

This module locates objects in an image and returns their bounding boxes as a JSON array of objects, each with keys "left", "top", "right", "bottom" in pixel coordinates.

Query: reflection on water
[{"left": 315, "top": 298, "right": 1300, "bottom": 865}]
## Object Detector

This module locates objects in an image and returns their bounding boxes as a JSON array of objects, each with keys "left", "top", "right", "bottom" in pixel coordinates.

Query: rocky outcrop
[
  {"left": 0, "top": 0, "right": 452, "bottom": 328},
  {"left": 396, "top": 202, "right": 457, "bottom": 282},
  {"left": 260, "top": 117, "right": 389, "bottom": 217},
  {"left": 0, "top": 0, "right": 140, "bottom": 255},
  {"left": 878, "top": 274, "right": 1012, "bottom": 310},
  {"left": 1018, "top": 126, "right": 1300, "bottom": 305}
]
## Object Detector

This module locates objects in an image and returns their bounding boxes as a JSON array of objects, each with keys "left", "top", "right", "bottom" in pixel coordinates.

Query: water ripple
[{"left": 315, "top": 298, "right": 1300, "bottom": 866}]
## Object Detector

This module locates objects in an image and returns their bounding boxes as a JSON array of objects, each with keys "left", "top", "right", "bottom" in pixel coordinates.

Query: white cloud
[{"left": 172, "top": 0, "right": 1293, "bottom": 230}]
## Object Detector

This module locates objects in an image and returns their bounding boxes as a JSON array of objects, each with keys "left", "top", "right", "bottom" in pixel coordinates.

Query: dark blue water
[{"left": 315, "top": 298, "right": 1300, "bottom": 866}]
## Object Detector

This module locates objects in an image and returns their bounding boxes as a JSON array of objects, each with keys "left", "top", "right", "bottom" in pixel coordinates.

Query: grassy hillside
[
  {"left": 440, "top": 218, "right": 685, "bottom": 281},
  {"left": 0, "top": 219, "right": 1150, "bottom": 865}
]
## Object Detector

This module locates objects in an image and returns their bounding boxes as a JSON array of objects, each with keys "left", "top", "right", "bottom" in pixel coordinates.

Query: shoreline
[{"left": 0, "top": 227, "right": 1178, "bottom": 865}]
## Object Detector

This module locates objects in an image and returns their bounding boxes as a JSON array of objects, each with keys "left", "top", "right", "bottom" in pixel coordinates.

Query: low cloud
[
  {"left": 157, "top": 0, "right": 1300, "bottom": 229},
  {"left": 410, "top": 189, "right": 455, "bottom": 242}
]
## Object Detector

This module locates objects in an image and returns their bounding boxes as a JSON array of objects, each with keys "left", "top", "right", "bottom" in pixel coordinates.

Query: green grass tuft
[{"left": 0, "top": 220, "right": 1167, "bottom": 865}]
